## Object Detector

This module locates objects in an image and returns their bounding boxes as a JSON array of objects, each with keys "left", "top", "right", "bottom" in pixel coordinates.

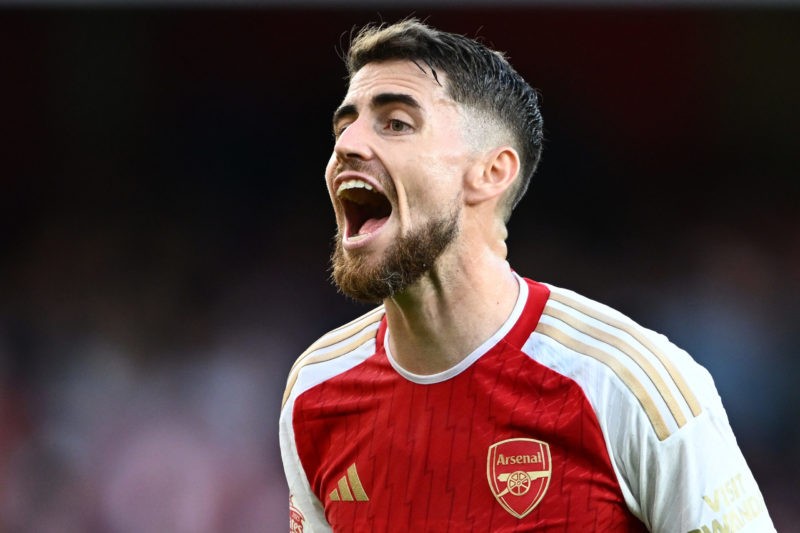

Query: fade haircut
[{"left": 345, "top": 18, "right": 543, "bottom": 220}]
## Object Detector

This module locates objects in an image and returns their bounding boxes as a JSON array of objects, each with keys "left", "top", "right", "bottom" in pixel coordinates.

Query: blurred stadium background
[{"left": 0, "top": 3, "right": 797, "bottom": 531}]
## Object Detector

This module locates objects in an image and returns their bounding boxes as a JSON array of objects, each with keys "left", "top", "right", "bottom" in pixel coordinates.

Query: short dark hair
[{"left": 345, "top": 18, "right": 544, "bottom": 219}]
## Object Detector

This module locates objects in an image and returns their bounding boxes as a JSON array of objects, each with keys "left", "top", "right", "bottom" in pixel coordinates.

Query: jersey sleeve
[
  {"left": 278, "top": 306, "right": 384, "bottom": 532},
  {"left": 615, "top": 333, "right": 776, "bottom": 533},
  {"left": 279, "top": 396, "right": 332, "bottom": 533},
  {"left": 533, "top": 284, "right": 776, "bottom": 532}
]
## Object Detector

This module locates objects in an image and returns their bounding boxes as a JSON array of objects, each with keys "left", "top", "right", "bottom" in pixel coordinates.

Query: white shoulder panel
[
  {"left": 521, "top": 283, "right": 775, "bottom": 532},
  {"left": 279, "top": 306, "right": 384, "bottom": 532},
  {"left": 282, "top": 305, "right": 384, "bottom": 407}
]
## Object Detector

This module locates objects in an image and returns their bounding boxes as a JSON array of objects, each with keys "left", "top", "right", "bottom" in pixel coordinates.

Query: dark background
[{"left": 0, "top": 6, "right": 797, "bottom": 531}]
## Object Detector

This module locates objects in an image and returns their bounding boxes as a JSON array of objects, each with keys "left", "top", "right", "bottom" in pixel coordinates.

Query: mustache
[
  {"left": 334, "top": 157, "right": 380, "bottom": 177},
  {"left": 333, "top": 158, "right": 395, "bottom": 196}
]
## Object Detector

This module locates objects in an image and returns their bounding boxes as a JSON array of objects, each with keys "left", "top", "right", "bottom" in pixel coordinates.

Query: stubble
[{"left": 330, "top": 206, "right": 460, "bottom": 304}]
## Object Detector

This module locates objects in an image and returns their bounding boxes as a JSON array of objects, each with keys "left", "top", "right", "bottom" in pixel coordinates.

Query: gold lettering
[
  {"left": 738, "top": 496, "right": 763, "bottom": 522},
  {"left": 724, "top": 473, "right": 744, "bottom": 502},
  {"left": 703, "top": 472, "right": 751, "bottom": 513},
  {"left": 723, "top": 510, "right": 743, "bottom": 532},
  {"left": 497, "top": 453, "right": 543, "bottom": 466},
  {"left": 703, "top": 490, "right": 722, "bottom": 513},
  {"left": 709, "top": 519, "right": 730, "bottom": 533},
  {"left": 692, "top": 493, "right": 766, "bottom": 533}
]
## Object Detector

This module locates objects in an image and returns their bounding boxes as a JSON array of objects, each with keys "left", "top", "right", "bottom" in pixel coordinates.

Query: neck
[{"left": 382, "top": 244, "right": 520, "bottom": 375}]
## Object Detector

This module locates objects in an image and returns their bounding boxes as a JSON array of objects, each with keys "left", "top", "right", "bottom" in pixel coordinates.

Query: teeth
[
  {"left": 346, "top": 233, "right": 369, "bottom": 242},
  {"left": 336, "top": 179, "right": 374, "bottom": 196}
]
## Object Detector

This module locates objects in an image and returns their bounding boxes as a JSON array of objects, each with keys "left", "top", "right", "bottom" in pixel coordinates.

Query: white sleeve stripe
[
  {"left": 289, "top": 306, "right": 384, "bottom": 374},
  {"left": 280, "top": 399, "right": 331, "bottom": 531},
  {"left": 534, "top": 321, "right": 672, "bottom": 440},
  {"left": 282, "top": 325, "right": 380, "bottom": 407},
  {"left": 543, "top": 303, "right": 689, "bottom": 429},
  {"left": 549, "top": 289, "right": 702, "bottom": 418}
]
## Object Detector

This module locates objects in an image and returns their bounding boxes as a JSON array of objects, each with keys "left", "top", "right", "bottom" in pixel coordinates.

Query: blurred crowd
[
  {"left": 0, "top": 301, "right": 289, "bottom": 531},
  {"left": 1, "top": 216, "right": 796, "bottom": 532}
]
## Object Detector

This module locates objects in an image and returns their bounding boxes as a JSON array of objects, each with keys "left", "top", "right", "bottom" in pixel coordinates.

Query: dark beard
[{"left": 330, "top": 210, "right": 460, "bottom": 304}]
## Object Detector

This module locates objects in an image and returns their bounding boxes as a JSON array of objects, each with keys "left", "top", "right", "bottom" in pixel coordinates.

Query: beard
[{"left": 330, "top": 206, "right": 460, "bottom": 304}]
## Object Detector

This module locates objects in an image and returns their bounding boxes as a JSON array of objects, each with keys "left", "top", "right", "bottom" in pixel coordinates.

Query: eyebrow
[{"left": 332, "top": 92, "right": 423, "bottom": 130}]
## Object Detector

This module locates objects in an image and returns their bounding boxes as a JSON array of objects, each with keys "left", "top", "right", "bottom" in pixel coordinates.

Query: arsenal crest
[
  {"left": 289, "top": 495, "right": 305, "bottom": 532},
  {"left": 487, "top": 438, "right": 552, "bottom": 519}
]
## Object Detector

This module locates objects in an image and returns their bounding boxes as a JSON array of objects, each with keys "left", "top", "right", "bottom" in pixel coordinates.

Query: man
[{"left": 280, "top": 19, "right": 775, "bottom": 532}]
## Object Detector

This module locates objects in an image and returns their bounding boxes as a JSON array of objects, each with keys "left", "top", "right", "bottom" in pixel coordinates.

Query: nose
[{"left": 334, "top": 117, "right": 373, "bottom": 162}]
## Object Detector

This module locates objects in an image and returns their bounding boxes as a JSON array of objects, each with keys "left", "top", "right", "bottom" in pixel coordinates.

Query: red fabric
[{"left": 293, "top": 279, "right": 646, "bottom": 531}]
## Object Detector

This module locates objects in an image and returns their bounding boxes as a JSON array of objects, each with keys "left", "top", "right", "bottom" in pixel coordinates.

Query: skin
[{"left": 327, "top": 59, "right": 522, "bottom": 375}]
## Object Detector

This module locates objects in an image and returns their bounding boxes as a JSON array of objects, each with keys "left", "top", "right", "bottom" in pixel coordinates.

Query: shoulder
[
  {"left": 520, "top": 282, "right": 778, "bottom": 531},
  {"left": 281, "top": 305, "right": 386, "bottom": 407},
  {"left": 530, "top": 282, "right": 708, "bottom": 442}
]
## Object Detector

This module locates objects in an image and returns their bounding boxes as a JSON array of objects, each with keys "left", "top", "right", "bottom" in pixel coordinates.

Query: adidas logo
[{"left": 329, "top": 463, "right": 369, "bottom": 502}]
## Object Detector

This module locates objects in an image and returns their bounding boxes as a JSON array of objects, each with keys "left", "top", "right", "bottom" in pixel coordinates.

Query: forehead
[{"left": 344, "top": 59, "right": 451, "bottom": 106}]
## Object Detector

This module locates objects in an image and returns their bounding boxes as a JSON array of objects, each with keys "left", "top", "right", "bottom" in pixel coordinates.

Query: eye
[
  {"left": 385, "top": 119, "right": 412, "bottom": 134},
  {"left": 334, "top": 122, "right": 351, "bottom": 139}
]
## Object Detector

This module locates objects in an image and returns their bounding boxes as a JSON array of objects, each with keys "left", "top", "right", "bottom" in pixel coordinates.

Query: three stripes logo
[{"left": 329, "top": 463, "right": 369, "bottom": 502}]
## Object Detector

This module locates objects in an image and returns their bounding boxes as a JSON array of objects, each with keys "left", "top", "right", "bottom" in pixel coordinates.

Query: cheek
[
  {"left": 417, "top": 151, "right": 466, "bottom": 199},
  {"left": 390, "top": 135, "right": 470, "bottom": 213},
  {"left": 325, "top": 153, "right": 337, "bottom": 180},
  {"left": 324, "top": 154, "right": 338, "bottom": 197},
  {"left": 404, "top": 168, "right": 461, "bottom": 223}
]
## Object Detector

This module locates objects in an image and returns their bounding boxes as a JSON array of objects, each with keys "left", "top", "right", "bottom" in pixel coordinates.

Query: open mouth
[{"left": 336, "top": 180, "right": 392, "bottom": 240}]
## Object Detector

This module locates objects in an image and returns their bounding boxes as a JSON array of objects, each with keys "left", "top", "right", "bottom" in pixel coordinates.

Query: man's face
[{"left": 326, "top": 60, "right": 475, "bottom": 302}]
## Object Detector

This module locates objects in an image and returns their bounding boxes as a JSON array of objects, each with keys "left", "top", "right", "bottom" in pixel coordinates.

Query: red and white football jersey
[{"left": 280, "top": 275, "right": 775, "bottom": 532}]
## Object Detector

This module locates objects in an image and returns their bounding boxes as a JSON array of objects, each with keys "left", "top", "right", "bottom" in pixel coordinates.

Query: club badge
[
  {"left": 289, "top": 494, "right": 305, "bottom": 532},
  {"left": 487, "top": 438, "right": 552, "bottom": 519}
]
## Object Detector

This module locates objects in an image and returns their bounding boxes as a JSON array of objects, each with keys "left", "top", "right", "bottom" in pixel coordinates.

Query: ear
[{"left": 463, "top": 146, "right": 520, "bottom": 207}]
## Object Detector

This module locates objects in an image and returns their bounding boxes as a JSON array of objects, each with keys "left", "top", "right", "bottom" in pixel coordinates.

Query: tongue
[{"left": 358, "top": 216, "right": 389, "bottom": 235}]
